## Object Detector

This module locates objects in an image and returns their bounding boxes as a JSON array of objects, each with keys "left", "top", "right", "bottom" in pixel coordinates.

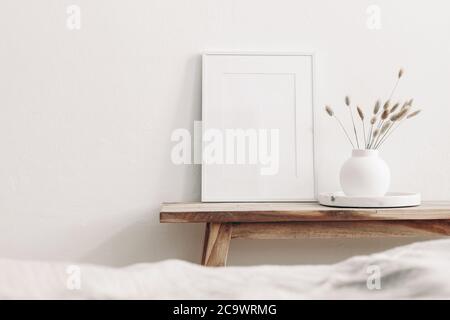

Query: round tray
[{"left": 318, "top": 192, "right": 421, "bottom": 208}]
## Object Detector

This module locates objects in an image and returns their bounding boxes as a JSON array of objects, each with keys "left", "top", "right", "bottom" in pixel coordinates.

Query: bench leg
[{"left": 201, "top": 222, "right": 232, "bottom": 267}]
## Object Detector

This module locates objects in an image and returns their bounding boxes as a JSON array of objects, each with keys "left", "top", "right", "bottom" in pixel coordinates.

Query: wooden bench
[{"left": 160, "top": 201, "right": 450, "bottom": 267}]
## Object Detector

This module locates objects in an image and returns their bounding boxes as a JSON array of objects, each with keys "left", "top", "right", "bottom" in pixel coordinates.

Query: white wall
[{"left": 0, "top": 0, "right": 449, "bottom": 266}]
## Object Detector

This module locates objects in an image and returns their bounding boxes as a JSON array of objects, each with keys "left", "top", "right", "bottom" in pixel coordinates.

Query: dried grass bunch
[{"left": 325, "top": 68, "right": 422, "bottom": 150}]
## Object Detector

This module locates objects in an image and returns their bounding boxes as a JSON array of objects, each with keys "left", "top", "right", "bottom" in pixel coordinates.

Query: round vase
[{"left": 340, "top": 149, "right": 390, "bottom": 197}]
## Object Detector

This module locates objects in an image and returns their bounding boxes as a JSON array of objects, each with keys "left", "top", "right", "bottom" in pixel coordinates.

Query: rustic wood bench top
[
  {"left": 159, "top": 201, "right": 450, "bottom": 266},
  {"left": 160, "top": 201, "right": 450, "bottom": 223}
]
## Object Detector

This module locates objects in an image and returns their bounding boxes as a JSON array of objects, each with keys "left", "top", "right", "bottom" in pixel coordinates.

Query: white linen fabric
[{"left": 0, "top": 239, "right": 449, "bottom": 299}]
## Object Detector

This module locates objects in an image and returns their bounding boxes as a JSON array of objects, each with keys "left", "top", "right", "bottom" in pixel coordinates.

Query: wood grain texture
[
  {"left": 201, "top": 223, "right": 232, "bottom": 267},
  {"left": 160, "top": 201, "right": 450, "bottom": 223},
  {"left": 231, "top": 220, "right": 450, "bottom": 239}
]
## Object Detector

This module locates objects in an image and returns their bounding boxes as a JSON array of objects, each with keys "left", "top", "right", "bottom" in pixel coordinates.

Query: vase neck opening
[{"left": 352, "top": 149, "right": 379, "bottom": 157}]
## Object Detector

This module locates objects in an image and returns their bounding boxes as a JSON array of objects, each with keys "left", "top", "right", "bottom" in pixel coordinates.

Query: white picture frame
[{"left": 201, "top": 52, "right": 317, "bottom": 202}]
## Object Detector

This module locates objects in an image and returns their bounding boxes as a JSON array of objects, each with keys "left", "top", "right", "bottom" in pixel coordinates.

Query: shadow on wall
[
  {"left": 82, "top": 211, "right": 439, "bottom": 267},
  {"left": 163, "top": 54, "right": 202, "bottom": 199},
  {"left": 82, "top": 221, "right": 204, "bottom": 267},
  {"left": 228, "top": 237, "right": 440, "bottom": 266},
  {"left": 81, "top": 55, "right": 205, "bottom": 267}
]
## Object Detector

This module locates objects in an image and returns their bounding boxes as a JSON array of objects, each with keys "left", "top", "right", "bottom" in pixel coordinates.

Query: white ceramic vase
[{"left": 340, "top": 149, "right": 390, "bottom": 197}]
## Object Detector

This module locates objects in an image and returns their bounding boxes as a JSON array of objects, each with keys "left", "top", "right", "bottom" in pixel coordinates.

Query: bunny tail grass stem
[
  {"left": 373, "top": 121, "right": 391, "bottom": 149},
  {"left": 345, "top": 96, "right": 359, "bottom": 148},
  {"left": 374, "top": 122, "right": 395, "bottom": 149},
  {"left": 371, "top": 124, "right": 382, "bottom": 148},
  {"left": 388, "top": 78, "right": 400, "bottom": 101},
  {"left": 377, "top": 107, "right": 414, "bottom": 149},
  {"left": 367, "top": 116, "right": 377, "bottom": 148},
  {"left": 372, "top": 124, "right": 385, "bottom": 148},
  {"left": 335, "top": 115, "right": 355, "bottom": 148},
  {"left": 376, "top": 122, "right": 401, "bottom": 149},
  {"left": 371, "top": 109, "right": 389, "bottom": 148},
  {"left": 371, "top": 129, "right": 380, "bottom": 149},
  {"left": 369, "top": 123, "right": 380, "bottom": 149},
  {"left": 325, "top": 105, "right": 354, "bottom": 148},
  {"left": 368, "top": 130, "right": 373, "bottom": 148},
  {"left": 362, "top": 121, "right": 367, "bottom": 148},
  {"left": 348, "top": 109, "right": 359, "bottom": 149},
  {"left": 357, "top": 106, "right": 366, "bottom": 148},
  {"left": 388, "top": 68, "right": 403, "bottom": 101},
  {"left": 372, "top": 102, "right": 389, "bottom": 147},
  {"left": 367, "top": 124, "right": 373, "bottom": 148}
]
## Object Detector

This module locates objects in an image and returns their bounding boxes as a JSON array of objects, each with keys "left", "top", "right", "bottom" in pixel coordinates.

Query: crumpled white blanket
[{"left": 0, "top": 239, "right": 449, "bottom": 299}]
